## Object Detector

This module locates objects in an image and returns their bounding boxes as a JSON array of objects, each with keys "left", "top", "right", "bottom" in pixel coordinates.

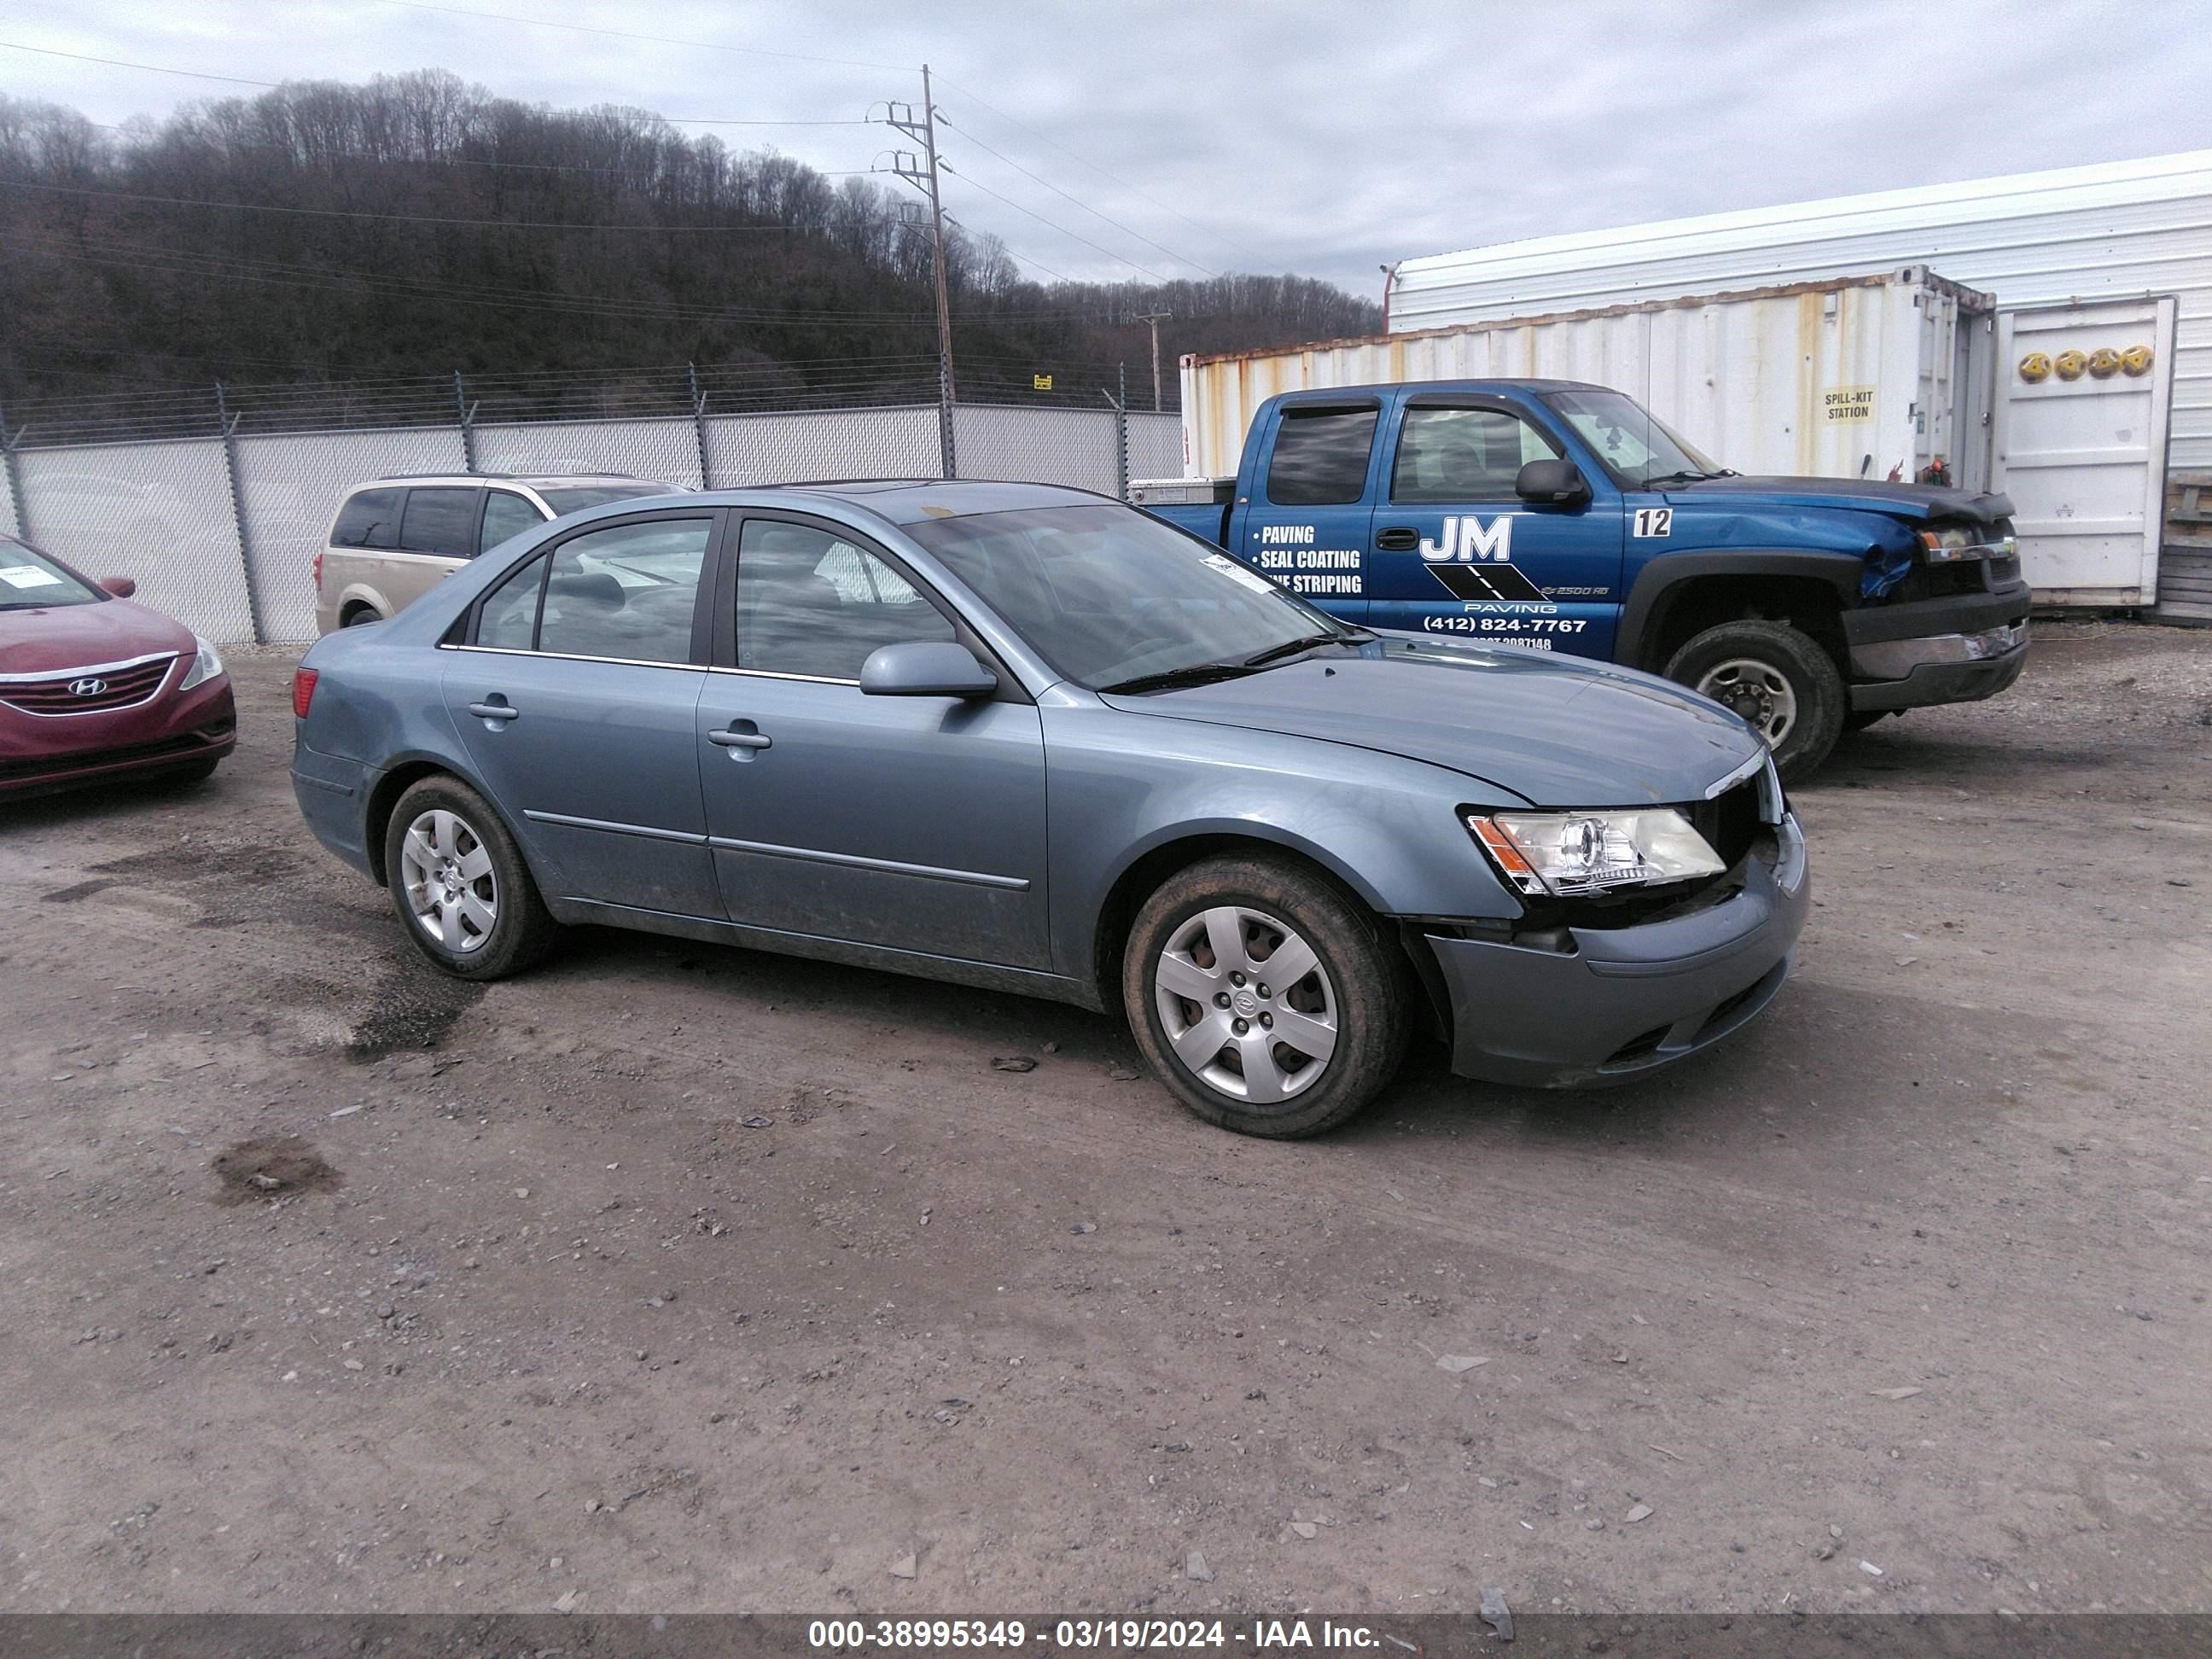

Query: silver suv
[{"left": 313, "top": 473, "right": 675, "bottom": 633}]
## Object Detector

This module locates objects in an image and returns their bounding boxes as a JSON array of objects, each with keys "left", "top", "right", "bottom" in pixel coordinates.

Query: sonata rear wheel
[
  {"left": 1124, "top": 853, "right": 1407, "bottom": 1138},
  {"left": 383, "top": 777, "right": 557, "bottom": 980}
]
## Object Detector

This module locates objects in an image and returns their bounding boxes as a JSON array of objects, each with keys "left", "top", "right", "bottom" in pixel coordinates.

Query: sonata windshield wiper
[
  {"left": 1097, "top": 661, "right": 1260, "bottom": 695},
  {"left": 1242, "top": 631, "right": 1363, "bottom": 667}
]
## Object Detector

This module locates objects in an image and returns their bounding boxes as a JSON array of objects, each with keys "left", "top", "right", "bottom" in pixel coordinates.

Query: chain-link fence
[{"left": 0, "top": 370, "right": 1183, "bottom": 644}]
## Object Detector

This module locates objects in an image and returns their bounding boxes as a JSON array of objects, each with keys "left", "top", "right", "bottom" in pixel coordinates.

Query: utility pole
[
  {"left": 883, "top": 68, "right": 958, "bottom": 477},
  {"left": 1133, "top": 311, "right": 1171, "bottom": 412}
]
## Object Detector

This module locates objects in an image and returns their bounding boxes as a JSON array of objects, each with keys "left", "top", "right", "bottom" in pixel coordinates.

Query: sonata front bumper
[
  {"left": 0, "top": 678, "right": 236, "bottom": 796},
  {"left": 1423, "top": 813, "right": 1808, "bottom": 1087}
]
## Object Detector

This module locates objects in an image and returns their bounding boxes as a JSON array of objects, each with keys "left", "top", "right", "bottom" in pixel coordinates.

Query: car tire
[
  {"left": 382, "top": 777, "right": 559, "bottom": 981},
  {"left": 1664, "top": 620, "right": 1846, "bottom": 783},
  {"left": 341, "top": 606, "right": 381, "bottom": 627},
  {"left": 1122, "top": 853, "right": 1408, "bottom": 1139}
]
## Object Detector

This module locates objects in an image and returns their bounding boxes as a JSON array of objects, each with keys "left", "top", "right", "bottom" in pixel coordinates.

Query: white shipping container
[{"left": 1179, "top": 269, "right": 1994, "bottom": 487}]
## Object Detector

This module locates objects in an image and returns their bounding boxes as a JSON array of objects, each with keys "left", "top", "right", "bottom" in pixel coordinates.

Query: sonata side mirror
[
  {"left": 100, "top": 576, "right": 137, "bottom": 597},
  {"left": 859, "top": 640, "right": 998, "bottom": 699},
  {"left": 1515, "top": 458, "right": 1590, "bottom": 508}
]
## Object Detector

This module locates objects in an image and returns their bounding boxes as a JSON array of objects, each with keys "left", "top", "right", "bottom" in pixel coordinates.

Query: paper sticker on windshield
[
  {"left": 0, "top": 564, "right": 64, "bottom": 589},
  {"left": 1633, "top": 509, "right": 1674, "bottom": 538},
  {"left": 1204, "top": 553, "right": 1281, "bottom": 596}
]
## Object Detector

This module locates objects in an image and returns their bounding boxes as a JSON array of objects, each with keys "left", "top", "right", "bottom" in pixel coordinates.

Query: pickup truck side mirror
[
  {"left": 1516, "top": 458, "right": 1591, "bottom": 508},
  {"left": 859, "top": 640, "right": 998, "bottom": 699}
]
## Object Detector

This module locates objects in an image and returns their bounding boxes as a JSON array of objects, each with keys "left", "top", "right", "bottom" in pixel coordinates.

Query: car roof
[
  {"left": 359, "top": 473, "right": 660, "bottom": 488},
  {"left": 748, "top": 478, "right": 1111, "bottom": 525},
  {"left": 1272, "top": 378, "right": 1606, "bottom": 401}
]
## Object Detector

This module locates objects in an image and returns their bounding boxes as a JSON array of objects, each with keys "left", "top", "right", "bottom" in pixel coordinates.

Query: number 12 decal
[{"left": 1633, "top": 508, "right": 1674, "bottom": 538}]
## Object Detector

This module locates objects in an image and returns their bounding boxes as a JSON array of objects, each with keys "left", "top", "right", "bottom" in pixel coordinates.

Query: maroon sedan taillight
[{"left": 292, "top": 667, "right": 318, "bottom": 718}]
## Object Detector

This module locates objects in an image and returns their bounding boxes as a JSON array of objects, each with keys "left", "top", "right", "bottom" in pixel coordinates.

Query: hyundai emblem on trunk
[{"left": 70, "top": 677, "right": 108, "bottom": 696}]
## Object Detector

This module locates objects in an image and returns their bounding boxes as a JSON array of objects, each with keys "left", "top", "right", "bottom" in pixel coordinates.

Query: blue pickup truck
[{"left": 1133, "top": 380, "right": 2032, "bottom": 777}]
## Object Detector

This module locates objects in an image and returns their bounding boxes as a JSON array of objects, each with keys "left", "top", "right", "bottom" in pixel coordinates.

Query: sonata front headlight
[
  {"left": 1464, "top": 807, "right": 1726, "bottom": 898},
  {"left": 178, "top": 635, "right": 224, "bottom": 690}
]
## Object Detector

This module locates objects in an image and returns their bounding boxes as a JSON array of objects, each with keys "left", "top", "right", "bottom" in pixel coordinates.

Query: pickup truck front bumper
[
  {"left": 1422, "top": 815, "right": 1808, "bottom": 1089},
  {"left": 1842, "top": 579, "right": 2032, "bottom": 713}
]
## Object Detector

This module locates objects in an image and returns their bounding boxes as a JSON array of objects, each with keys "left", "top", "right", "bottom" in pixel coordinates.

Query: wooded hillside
[{"left": 0, "top": 72, "right": 1379, "bottom": 419}]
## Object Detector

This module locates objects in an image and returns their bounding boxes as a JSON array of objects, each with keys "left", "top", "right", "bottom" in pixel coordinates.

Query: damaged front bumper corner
[{"left": 1423, "top": 814, "right": 1809, "bottom": 1089}]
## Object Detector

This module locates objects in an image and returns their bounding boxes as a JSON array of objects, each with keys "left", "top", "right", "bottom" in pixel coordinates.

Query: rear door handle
[
  {"left": 707, "top": 726, "right": 771, "bottom": 750},
  {"left": 466, "top": 701, "right": 520, "bottom": 722},
  {"left": 1375, "top": 527, "right": 1420, "bottom": 551}
]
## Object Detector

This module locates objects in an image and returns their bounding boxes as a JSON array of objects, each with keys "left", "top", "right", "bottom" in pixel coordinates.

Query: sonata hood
[
  {"left": 0, "top": 596, "right": 195, "bottom": 677},
  {"left": 1662, "top": 474, "right": 2013, "bottom": 526},
  {"left": 1099, "top": 638, "right": 1765, "bottom": 808}
]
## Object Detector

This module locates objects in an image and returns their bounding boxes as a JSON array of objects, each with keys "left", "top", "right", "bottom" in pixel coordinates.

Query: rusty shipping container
[{"left": 1176, "top": 269, "right": 1998, "bottom": 492}]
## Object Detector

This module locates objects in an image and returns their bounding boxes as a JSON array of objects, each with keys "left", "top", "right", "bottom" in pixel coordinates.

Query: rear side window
[
  {"left": 399, "top": 487, "right": 482, "bottom": 557},
  {"left": 333, "top": 487, "right": 404, "bottom": 550},
  {"left": 1266, "top": 405, "right": 1379, "bottom": 506},
  {"left": 1391, "top": 406, "right": 1561, "bottom": 503},
  {"left": 480, "top": 490, "right": 544, "bottom": 554},
  {"left": 475, "top": 552, "right": 548, "bottom": 650}
]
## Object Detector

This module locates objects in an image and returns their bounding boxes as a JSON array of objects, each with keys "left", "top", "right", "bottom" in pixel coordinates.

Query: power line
[
  {"left": 931, "top": 73, "right": 1269, "bottom": 267},
  {"left": 0, "top": 177, "right": 896, "bottom": 232},
  {"left": 936, "top": 114, "right": 1215, "bottom": 278},
  {"left": 0, "top": 40, "right": 281, "bottom": 85},
  {"left": 940, "top": 166, "right": 1173, "bottom": 284}
]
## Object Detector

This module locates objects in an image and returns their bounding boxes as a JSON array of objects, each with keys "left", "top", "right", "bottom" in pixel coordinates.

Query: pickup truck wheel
[
  {"left": 1123, "top": 853, "right": 1407, "bottom": 1139},
  {"left": 1666, "top": 620, "right": 1846, "bottom": 782},
  {"left": 383, "top": 777, "right": 560, "bottom": 981}
]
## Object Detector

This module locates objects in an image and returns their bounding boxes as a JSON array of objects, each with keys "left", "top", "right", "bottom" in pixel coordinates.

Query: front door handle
[
  {"left": 1375, "top": 527, "right": 1420, "bottom": 551},
  {"left": 466, "top": 700, "right": 520, "bottom": 722},
  {"left": 707, "top": 725, "right": 771, "bottom": 750}
]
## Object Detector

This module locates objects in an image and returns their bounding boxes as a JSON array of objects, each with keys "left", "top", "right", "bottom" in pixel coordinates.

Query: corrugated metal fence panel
[
  {"left": 1126, "top": 412, "right": 1183, "bottom": 482},
  {"left": 15, "top": 439, "right": 254, "bottom": 642},
  {"left": 234, "top": 426, "right": 469, "bottom": 643},
  {"left": 707, "top": 405, "right": 942, "bottom": 485},
  {"left": 956, "top": 405, "right": 1118, "bottom": 492},
  {"left": 471, "top": 417, "right": 705, "bottom": 491},
  {"left": 1390, "top": 149, "right": 2212, "bottom": 465}
]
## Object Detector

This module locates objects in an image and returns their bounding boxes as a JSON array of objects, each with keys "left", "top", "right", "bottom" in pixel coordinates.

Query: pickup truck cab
[{"left": 1134, "top": 380, "right": 2031, "bottom": 777}]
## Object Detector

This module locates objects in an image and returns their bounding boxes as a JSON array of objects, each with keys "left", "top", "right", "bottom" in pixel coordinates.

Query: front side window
[
  {"left": 0, "top": 538, "right": 102, "bottom": 609},
  {"left": 1391, "top": 406, "right": 1562, "bottom": 503},
  {"left": 1266, "top": 405, "right": 1379, "bottom": 506},
  {"left": 537, "top": 519, "right": 711, "bottom": 663},
  {"left": 908, "top": 504, "right": 1359, "bottom": 692},
  {"left": 735, "top": 521, "right": 956, "bottom": 681},
  {"left": 479, "top": 490, "right": 544, "bottom": 555},
  {"left": 398, "top": 487, "right": 482, "bottom": 557},
  {"left": 333, "top": 487, "right": 404, "bottom": 550}
]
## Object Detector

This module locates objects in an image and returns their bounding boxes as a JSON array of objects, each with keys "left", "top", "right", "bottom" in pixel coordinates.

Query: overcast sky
[{"left": 4, "top": 0, "right": 2210, "bottom": 297}]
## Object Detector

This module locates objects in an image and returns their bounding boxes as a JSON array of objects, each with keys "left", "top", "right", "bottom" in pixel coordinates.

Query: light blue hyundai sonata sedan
[{"left": 290, "top": 480, "right": 1807, "bottom": 1137}]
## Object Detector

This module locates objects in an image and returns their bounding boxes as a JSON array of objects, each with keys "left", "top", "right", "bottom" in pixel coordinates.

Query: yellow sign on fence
[{"left": 1033, "top": 374, "right": 1053, "bottom": 391}]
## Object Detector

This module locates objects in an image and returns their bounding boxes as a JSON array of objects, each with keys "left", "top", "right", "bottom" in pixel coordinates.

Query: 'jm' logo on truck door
[{"left": 1418, "top": 515, "right": 1546, "bottom": 603}]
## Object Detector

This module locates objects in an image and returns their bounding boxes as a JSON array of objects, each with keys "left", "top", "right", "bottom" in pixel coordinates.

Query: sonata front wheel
[{"left": 1125, "top": 853, "right": 1407, "bottom": 1138}]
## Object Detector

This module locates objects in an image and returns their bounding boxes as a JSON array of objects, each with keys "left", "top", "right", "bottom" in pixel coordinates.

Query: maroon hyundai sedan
[{"left": 0, "top": 535, "right": 236, "bottom": 797}]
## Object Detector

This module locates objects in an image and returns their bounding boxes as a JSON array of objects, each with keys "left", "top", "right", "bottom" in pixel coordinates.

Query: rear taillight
[
  {"left": 311, "top": 551, "right": 323, "bottom": 591},
  {"left": 291, "top": 667, "right": 318, "bottom": 719}
]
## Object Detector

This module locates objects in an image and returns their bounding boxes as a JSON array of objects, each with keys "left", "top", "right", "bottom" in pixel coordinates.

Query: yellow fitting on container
[
  {"left": 2054, "top": 350, "right": 2087, "bottom": 381},
  {"left": 2120, "top": 344, "right": 2155, "bottom": 375},
  {"left": 2017, "top": 352, "right": 2052, "bottom": 382},
  {"left": 2087, "top": 347, "right": 2121, "bottom": 379}
]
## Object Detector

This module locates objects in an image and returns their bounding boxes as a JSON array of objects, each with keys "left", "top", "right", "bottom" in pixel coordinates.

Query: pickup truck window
[
  {"left": 1266, "top": 405, "right": 1378, "bottom": 506},
  {"left": 1542, "top": 388, "right": 1720, "bottom": 487},
  {"left": 1392, "top": 406, "right": 1561, "bottom": 503}
]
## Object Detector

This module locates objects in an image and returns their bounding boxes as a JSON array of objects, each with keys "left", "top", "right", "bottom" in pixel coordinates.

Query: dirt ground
[{"left": 2, "top": 621, "right": 2209, "bottom": 1619}]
